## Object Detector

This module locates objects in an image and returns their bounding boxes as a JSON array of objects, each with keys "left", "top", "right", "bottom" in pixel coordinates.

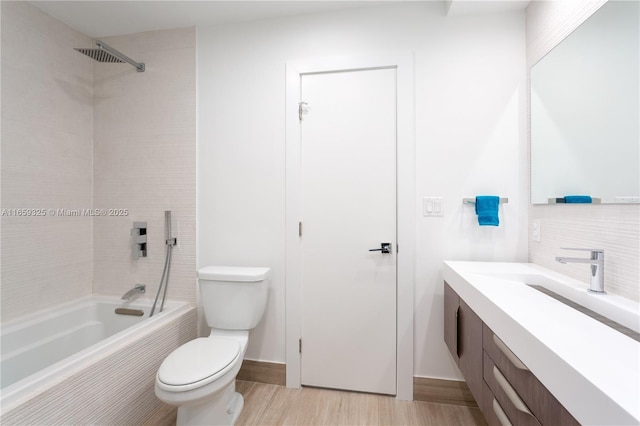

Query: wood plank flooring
[
  {"left": 236, "top": 381, "right": 486, "bottom": 425},
  {"left": 146, "top": 381, "right": 487, "bottom": 426}
]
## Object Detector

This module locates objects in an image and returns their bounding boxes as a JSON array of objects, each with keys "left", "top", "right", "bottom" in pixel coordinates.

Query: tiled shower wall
[
  {"left": 526, "top": 0, "right": 640, "bottom": 302},
  {"left": 1, "top": 3, "right": 197, "bottom": 323},
  {"left": 92, "top": 28, "right": 197, "bottom": 304},
  {"left": 1, "top": 2, "right": 94, "bottom": 321}
]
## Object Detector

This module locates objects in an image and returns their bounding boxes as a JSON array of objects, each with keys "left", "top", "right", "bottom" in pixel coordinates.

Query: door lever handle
[{"left": 369, "top": 243, "right": 392, "bottom": 254}]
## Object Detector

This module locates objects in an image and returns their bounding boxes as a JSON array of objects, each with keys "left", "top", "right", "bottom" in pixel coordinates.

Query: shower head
[
  {"left": 74, "top": 40, "right": 145, "bottom": 72},
  {"left": 74, "top": 47, "right": 125, "bottom": 63},
  {"left": 74, "top": 47, "right": 124, "bottom": 64}
]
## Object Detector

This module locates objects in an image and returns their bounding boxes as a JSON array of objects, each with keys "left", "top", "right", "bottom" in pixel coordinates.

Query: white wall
[
  {"left": 527, "top": 0, "right": 640, "bottom": 302},
  {"left": 198, "top": 3, "right": 527, "bottom": 379}
]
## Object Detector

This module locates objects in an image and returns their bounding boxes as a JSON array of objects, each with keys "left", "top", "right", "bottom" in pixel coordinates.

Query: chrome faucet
[
  {"left": 121, "top": 284, "right": 146, "bottom": 300},
  {"left": 555, "top": 248, "right": 605, "bottom": 293}
]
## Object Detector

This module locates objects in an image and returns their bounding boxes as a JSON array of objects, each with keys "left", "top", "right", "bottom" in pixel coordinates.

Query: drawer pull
[
  {"left": 493, "top": 398, "right": 513, "bottom": 426},
  {"left": 456, "top": 306, "right": 461, "bottom": 357},
  {"left": 493, "top": 366, "right": 532, "bottom": 415},
  {"left": 493, "top": 334, "right": 528, "bottom": 371}
]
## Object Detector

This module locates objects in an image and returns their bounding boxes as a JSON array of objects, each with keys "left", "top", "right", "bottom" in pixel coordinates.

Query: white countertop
[{"left": 443, "top": 261, "right": 640, "bottom": 426}]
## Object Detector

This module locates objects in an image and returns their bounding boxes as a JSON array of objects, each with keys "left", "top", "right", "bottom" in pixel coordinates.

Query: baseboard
[
  {"left": 236, "top": 363, "right": 474, "bottom": 407},
  {"left": 413, "top": 377, "right": 478, "bottom": 407},
  {"left": 238, "top": 360, "right": 286, "bottom": 386}
]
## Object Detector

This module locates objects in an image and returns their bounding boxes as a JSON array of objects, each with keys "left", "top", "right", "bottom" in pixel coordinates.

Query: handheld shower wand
[{"left": 150, "top": 211, "right": 177, "bottom": 317}]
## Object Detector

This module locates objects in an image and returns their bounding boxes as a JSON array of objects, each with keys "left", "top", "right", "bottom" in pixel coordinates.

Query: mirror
[{"left": 530, "top": 1, "right": 639, "bottom": 204}]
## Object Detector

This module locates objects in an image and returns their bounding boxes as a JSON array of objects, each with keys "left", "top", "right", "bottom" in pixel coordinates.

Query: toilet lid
[{"left": 158, "top": 338, "right": 240, "bottom": 386}]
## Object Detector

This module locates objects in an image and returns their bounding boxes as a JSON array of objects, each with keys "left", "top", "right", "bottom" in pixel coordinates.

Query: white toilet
[{"left": 155, "top": 266, "right": 270, "bottom": 425}]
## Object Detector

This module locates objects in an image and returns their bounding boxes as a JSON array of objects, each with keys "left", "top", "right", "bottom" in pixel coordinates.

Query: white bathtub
[{"left": 0, "top": 295, "right": 196, "bottom": 425}]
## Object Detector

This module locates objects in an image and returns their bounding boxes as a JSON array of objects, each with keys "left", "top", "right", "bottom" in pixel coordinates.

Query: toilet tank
[{"left": 197, "top": 266, "right": 270, "bottom": 330}]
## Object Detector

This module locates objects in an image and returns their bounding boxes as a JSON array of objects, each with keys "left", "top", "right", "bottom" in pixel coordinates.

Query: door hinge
[
  {"left": 298, "top": 102, "right": 308, "bottom": 121},
  {"left": 299, "top": 222, "right": 302, "bottom": 237},
  {"left": 299, "top": 338, "right": 302, "bottom": 353}
]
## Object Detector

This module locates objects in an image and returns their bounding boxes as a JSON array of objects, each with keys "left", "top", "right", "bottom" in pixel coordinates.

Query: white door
[{"left": 300, "top": 68, "right": 397, "bottom": 395}]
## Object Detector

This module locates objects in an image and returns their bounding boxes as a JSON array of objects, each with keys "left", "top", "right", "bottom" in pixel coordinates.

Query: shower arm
[{"left": 96, "top": 40, "right": 145, "bottom": 72}]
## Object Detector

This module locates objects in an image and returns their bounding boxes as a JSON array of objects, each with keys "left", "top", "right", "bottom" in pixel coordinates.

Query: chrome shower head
[
  {"left": 74, "top": 47, "right": 125, "bottom": 63},
  {"left": 74, "top": 40, "right": 145, "bottom": 72}
]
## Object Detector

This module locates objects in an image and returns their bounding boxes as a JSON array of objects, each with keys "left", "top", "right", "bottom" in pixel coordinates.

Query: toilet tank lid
[{"left": 198, "top": 266, "right": 271, "bottom": 282}]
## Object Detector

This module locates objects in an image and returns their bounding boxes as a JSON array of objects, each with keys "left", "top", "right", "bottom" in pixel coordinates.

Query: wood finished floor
[
  {"left": 237, "top": 380, "right": 486, "bottom": 425},
  {"left": 149, "top": 381, "right": 487, "bottom": 426}
]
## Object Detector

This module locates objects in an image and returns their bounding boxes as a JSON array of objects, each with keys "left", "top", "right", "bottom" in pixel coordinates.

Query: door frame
[{"left": 285, "top": 54, "right": 415, "bottom": 400}]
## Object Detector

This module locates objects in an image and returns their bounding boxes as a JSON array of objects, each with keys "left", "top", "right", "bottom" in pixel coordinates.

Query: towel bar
[
  {"left": 547, "top": 197, "right": 601, "bottom": 204},
  {"left": 463, "top": 198, "right": 508, "bottom": 205}
]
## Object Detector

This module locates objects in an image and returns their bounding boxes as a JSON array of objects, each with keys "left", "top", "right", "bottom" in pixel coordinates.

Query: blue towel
[
  {"left": 564, "top": 195, "right": 592, "bottom": 204},
  {"left": 475, "top": 196, "right": 500, "bottom": 226}
]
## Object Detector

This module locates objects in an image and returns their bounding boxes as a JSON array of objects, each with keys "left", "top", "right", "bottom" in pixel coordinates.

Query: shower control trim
[{"left": 131, "top": 221, "right": 147, "bottom": 259}]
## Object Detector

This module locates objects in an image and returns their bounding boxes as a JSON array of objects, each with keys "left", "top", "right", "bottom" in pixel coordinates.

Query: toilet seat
[{"left": 157, "top": 338, "right": 241, "bottom": 392}]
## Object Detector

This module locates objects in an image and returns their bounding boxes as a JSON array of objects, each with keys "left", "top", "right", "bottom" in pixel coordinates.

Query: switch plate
[
  {"left": 532, "top": 220, "right": 541, "bottom": 242},
  {"left": 423, "top": 197, "right": 444, "bottom": 217}
]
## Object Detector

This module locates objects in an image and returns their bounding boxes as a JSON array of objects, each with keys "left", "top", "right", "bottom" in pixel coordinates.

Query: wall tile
[
  {"left": 1, "top": 6, "right": 197, "bottom": 321},
  {"left": 0, "top": 308, "right": 196, "bottom": 425},
  {"left": 1, "top": 2, "right": 94, "bottom": 322},
  {"left": 92, "top": 28, "right": 197, "bottom": 305}
]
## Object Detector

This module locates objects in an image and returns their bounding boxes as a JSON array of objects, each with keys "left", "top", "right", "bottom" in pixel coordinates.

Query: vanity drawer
[
  {"left": 483, "top": 380, "right": 511, "bottom": 426},
  {"left": 484, "top": 352, "right": 541, "bottom": 426},
  {"left": 483, "top": 324, "right": 579, "bottom": 426}
]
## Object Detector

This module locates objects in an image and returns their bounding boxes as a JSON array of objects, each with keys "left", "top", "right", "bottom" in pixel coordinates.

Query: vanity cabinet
[
  {"left": 444, "top": 282, "right": 579, "bottom": 426},
  {"left": 443, "top": 282, "right": 483, "bottom": 405}
]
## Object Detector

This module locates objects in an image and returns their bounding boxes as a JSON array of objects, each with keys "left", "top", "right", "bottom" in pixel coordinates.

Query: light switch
[
  {"left": 426, "top": 200, "right": 434, "bottom": 213},
  {"left": 423, "top": 197, "right": 444, "bottom": 217}
]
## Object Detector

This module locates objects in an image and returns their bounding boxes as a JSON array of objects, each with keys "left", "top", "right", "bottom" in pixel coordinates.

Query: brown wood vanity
[{"left": 444, "top": 282, "right": 579, "bottom": 426}]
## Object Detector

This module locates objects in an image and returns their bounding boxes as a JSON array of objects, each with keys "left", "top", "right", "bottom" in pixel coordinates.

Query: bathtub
[{"left": 0, "top": 295, "right": 196, "bottom": 425}]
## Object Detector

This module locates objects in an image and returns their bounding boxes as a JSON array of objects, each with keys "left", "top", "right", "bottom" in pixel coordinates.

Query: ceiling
[{"left": 30, "top": 0, "right": 530, "bottom": 39}]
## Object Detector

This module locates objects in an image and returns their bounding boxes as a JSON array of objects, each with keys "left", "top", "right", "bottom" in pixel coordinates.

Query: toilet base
[{"left": 176, "top": 381, "right": 244, "bottom": 426}]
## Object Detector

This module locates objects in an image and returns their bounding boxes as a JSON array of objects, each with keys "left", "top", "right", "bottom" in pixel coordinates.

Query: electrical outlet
[{"left": 532, "top": 220, "right": 541, "bottom": 242}]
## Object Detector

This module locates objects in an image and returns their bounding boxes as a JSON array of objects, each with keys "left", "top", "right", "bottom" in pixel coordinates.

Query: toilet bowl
[{"left": 155, "top": 266, "right": 270, "bottom": 426}]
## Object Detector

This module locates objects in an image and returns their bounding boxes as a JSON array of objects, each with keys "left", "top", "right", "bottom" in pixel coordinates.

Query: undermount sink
[
  {"left": 526, "top": 284, "right": 640, "bottom": 342},
  {"left": 473, "top": 269, "right": 640, "bottom": 336},
  {"left": 443, "top": 261, "right": 640, "bottom": 426}
]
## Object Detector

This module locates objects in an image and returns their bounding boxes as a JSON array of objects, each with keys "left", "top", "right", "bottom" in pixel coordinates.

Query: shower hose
[{"left": 150, "top": 242, "right": 173, "bottom": 317}]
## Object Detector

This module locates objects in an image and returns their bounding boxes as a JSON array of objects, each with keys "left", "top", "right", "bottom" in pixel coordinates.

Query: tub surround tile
[
  {"left": 100, "top": 27, "right": 196, "bottom": 55},
  {"left": 0, "top": 307, "right": 197, "bottom": 425},
  {"left": 2, "top": 6, "right": 197, "bottom": 323},
  {"left": 92, "top": 93, "right": 195, "bottom": 139},
  {"left": 92, "top": 46, "right": 195, "bottom": 98},
  {"left": 1, "top": 1, "right": 94, "bottom": 323},
  {"left": 1, "top": 63, "right": 93, "bottom": 131},
  {"left": 92, "top": 28, "right": 196, "bottom": 305}
]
